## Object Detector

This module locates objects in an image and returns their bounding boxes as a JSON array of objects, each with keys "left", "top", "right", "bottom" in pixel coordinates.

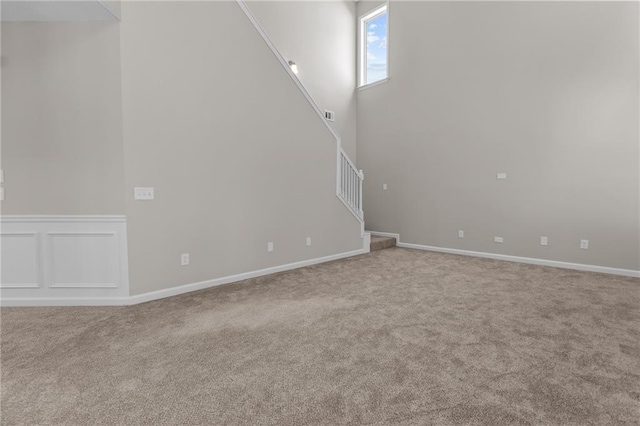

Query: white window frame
[{"left": 358, "top": 3, "right": 389, "bottom": 89}]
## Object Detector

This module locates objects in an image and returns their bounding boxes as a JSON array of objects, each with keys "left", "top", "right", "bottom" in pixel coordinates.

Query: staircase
[
  {"left": 370, "top": 235, "right": 397, "bottom": 252},
  {"left": 237, "top": 0, "right": 365, "bottom": 238}
]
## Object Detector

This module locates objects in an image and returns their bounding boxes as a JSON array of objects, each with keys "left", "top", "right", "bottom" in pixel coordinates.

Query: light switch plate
[
  {"left": 458, "top": 230, "right": 464, "bottom": 239},
  {"left": 494, "top": 236, "right": 504, "bottom": 243},
  {"left": 497, "top": 173, "right": 507, "bottom": 180},
  {"left": 382, "top": 183, "right": 388, "bottom": 190},
  {"left": 541, "top": 236, "right": 548, "bottom": 246},
  {"left": 580, "top": 239, "right": 589, "bottom": 250},
  {"left": 134, "top": 187, "right": 154, "bottom": 200},
  {"left": 267, "top": 242, "right": 274, "bottom": 252}
]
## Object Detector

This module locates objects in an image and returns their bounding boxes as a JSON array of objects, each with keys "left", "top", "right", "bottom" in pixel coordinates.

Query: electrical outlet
[
  {"left": 306, "top": 237, "right": 312, "bottom": 247},
  {"left": 540, "top": 236, "right": 548, "bottom": 246},
  {"left": 134, "top": 187, "right": 154, "bottom": 200},
  {"left": 580, "top": 239, "right": 589, "bottom": 250},
  {"left": 497, "top": 173, "right": 507, "bottom": 180},
  {"left": 181, "top": 253, "right": 189, "bottom": 266},
  {"left": 382, "top": 183, "right": 388, "bottom": 190},
  {"left": 458, "top": 230, "right": 464, "bottom": 239},
  {"left": 267, "top": 242, "right": 274, "bottom": 252},
  {"left": 494, "top": 236, "right": 504, "bottom": 243}
]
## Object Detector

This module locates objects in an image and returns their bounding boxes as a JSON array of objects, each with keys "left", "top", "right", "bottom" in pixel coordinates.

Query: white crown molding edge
[{"left": 367, "top": 231, "right": 640, "bottom": 278}]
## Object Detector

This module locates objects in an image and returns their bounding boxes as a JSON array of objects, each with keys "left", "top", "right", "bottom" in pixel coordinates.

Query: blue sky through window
[{"left": 366, "top": 11, "right": 387, "bottom": 85}]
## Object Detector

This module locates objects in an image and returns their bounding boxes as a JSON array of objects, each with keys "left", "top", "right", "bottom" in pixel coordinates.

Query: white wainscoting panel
[
  {"left": 47, "top": 232, "right": 119, "bottom": 288},
  {"left": 0, "top": 216, "right": 129, "bottom": 303},
  {"left": 0, "top": 233, "right": 41, "bottom": 288}
]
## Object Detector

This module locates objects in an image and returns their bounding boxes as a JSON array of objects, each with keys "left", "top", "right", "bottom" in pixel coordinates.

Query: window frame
[{"left": 358, "top": 3, "right": 390, "bottom": 89}]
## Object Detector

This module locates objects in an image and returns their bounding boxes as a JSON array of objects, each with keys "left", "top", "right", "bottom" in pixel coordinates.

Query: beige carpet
[
  {"left": 2, "top": 248, "right": 639, "bottom": 425},
  {"left": 370, "top": 235, "right": 397, "bottom": 251}
]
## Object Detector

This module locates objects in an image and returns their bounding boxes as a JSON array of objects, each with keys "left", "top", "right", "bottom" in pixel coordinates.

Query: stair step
[{"left": 370, "top": 236, "right": 396, "bottom": 252}]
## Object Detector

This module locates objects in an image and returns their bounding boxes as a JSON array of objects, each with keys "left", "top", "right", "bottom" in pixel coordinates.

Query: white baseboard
[
  {"left": 367, "top": 230, "right": 640, "bottom": 278},
  {"left": 128, "top": 247, "right": 368, "bottom": 305},
  {"left": 369, "top": 231, "right": 400, "bottom": 240},
  {"left": 362, "top": 232, "right": 371, "bottom": 254},
  {"left": 0, "top": 296, "right": 131, "bottom": 307},
  {"left": 1, "top": 246, "right": 369, "bottom": 307}
]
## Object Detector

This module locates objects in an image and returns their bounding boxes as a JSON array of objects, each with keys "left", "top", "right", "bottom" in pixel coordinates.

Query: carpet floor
[{"left": 1, "top": 248, "right": 639, "bottom": 425}]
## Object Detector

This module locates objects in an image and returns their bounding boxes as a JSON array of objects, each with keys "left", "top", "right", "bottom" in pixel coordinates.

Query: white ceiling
[{"left": 1, "top": 1, "right": 119, "bottom": 21}]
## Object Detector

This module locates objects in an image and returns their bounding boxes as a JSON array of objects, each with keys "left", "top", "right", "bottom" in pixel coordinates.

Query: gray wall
[
  {"left": 1, "top": 21, "right": 125, "bottom": 214},
  {"left": 120, "top": 2, "right": 363, "bottom": 295},
  {"left": 247, "top": 1, "right": 358, "bottom": 160},
  {"left": 357, "top": 1, "right": 640, "bottom": 270},
  {"left": 0, "top": 2, "right": 364, "bottom": 297}
]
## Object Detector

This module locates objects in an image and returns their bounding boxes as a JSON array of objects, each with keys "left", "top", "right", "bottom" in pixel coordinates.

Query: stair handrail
[
  {"left": 236, "top": 0, "right": 364, "bottom": 234},
  {"left": 236, "top": 0, "right": 341, "bottom": 143}
]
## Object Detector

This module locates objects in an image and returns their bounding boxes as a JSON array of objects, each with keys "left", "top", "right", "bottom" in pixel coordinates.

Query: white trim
[
  {"left": 358, "top": 3, "right": 389, "bottom": 88},
  {"left": 336, "top": 147, "right": 365, "bottom": 228},
  {"left": 1, "top": 247, "right": 369, "bottom": 307},
  {"left": 358, "top": 78, "right": 390, "bottom": 91},
  {"left": 367, "top": 230, "right": 640, "bottom": 278},
  {"left": 337, "top": 193, "right": 365, "bottom": 224},
  {"left": 235, "top": 0, "right": 339, "bottom": 144},
  {"left": 0, "top": 232, "right": 41, "bottom": 288},
  {"left": 128, "top": 248, "right": 368, "bottom": 305},
  {"left": 236, "top": 0, "right": 364, "bottom": 226},
  {"left": 340, "top": 147, "right": 359, "bottom": 173},
  {"left": 362, "top": 232, "right": 371, "bottom": 254},
  {"left": 45, "top": 232, "right": 117, "bottom": 237},
  {"left": 0, "top": 215, "right": 126, "bottom": 223},
  {"left": 368, "top": 231, "right": 400, "bottom": 240},
  {"left": 0, "top": 216, "right": 130, "bottom": 302},
  {"left": 45, "top": 232, "right": 120, "bottom": 289},
  {"left": 0, "top": 296, "right": 130, "bottom": 308}
]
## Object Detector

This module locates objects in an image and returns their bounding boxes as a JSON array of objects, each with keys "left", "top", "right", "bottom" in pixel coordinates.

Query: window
[{"left": 359, "top": 4, "right": 388, "bottom": 87}]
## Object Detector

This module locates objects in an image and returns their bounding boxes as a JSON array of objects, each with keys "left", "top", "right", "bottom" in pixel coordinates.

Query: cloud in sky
[{"left": 364, "top": 11, "right": 388, "bottom": 85}]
